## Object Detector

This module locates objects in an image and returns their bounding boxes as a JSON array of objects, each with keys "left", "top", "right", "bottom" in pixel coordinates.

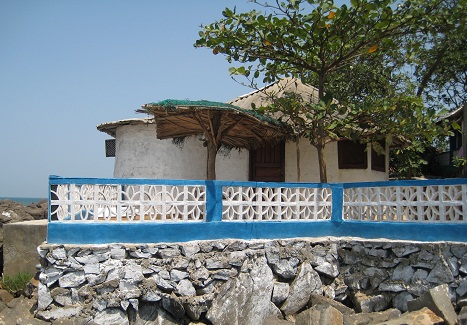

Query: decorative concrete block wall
[{"left": 36, "top": 238, "right": 467, "bottom": 324}]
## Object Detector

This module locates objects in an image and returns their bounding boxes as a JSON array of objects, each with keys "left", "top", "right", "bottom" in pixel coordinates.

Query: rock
[
  {"left": 378, "top": 307, "right": 444, "bottom": 325},
  {"left": 93, "top": 308, "right": 129, "bottom": 325},
  {"left": 176, "top": 279, "right": 196, "bottom": 297},
  {"left": 37, "top": 283, "right": 53, "bottom": 311},
  {"left": 162, "top": 295, "right": 185, "bottom": 319},
  {"left": 154, "top": 274, "right": 175, "bottom": 291},
  {"left": 457, "top": 278, "right": 467, "bottom": 297},
  {"left": 314, "top": 254, "right": 339, "bottom": 278},
  {"left": 183, "top": 296, "right": 211, "bottom": 321},
  {"left": 295, "top": 304, "right": 343, "bottom": 325},
  {"left": 110, "top": 247, "right": 126, "bottom": 259},
  {"left": 129, "top": 301, "right": 180, "bottom": 325},
  {"left": 0, "top": 296, "right": 49, "bottom": 325},
  {"left": 309, "top": 294, "right": 355, "bottom": 315},
  {"left": 205, "top": 257, "right": 230, "bottom": 269},
  {"left": 281, "top": 263, "right": 322, "bottom": 315},
  {"left": 353, "top": 292, "right": 389, "bottom": 313},
  {"left": 170, "top": 269, "right": 189, "bottom": 282},
  {"left": 119, "top": 280, "right": 142, "bottom": 299},
  {"left": 460, "top": 257, "right": 467, "bottom": 274},
  {"left": 59, "top": 271, "right": 86, "bottom": 288},
  {"left": 206, "top": 257, "right": 275, "bottom": 325},
  {"left": 378, "top": 280, "right": 407, "bottom": 292},
  {"left": 271, "top": 258, "right": 299, "bottom": 280},
  {"left": 426, "top": 260, "right": 455, "bottom": 284},
  {"left": 36, "top": 305, "right": 82, "bottom": 321},
  {"left": 0, "top": 289, "right": 14, "bottom": 303},
  {"left": 458, "top": 306, "right": 467, "bottom": 325},
  {"left": 343, "top": 308, "right": 401, "bottom": 325},
  {"left": 407, "top": 284, "right": 457, "bottom": 325},
  {"left": 391, "top": 264, "right": 414, "bottom": 283},
  {"left": 272, "top": 282, "right": 290, "bottom": 305},
  {"left": 393, "top": 291, "right": 414, "bottom": 312},
  {"left": 158, "top": 248, "right": 181, "bottom": 259},
  {"left": 392, "top": 245, "right": 420, "bottom": 257},
  {"left": 263, "top": 315, "right": 294, "bottom": 325},
  {"left": 180, "top": 243, "right": 200, "bottom": 257},
  {"left": 0, "top": 199, "right": 46, "bottom": 225},
  {"left": 51, "top": 287, "right": 72, "bottom": 306}
]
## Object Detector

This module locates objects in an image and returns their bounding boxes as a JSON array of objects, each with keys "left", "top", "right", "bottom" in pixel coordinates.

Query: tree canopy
[{"left": 195, "top": 0, "right": 464, "bottom": 181}]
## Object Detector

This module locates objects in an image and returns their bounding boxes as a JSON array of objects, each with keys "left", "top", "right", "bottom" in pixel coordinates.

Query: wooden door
[{"left": 249, "top": 142, "right": 285, "bottom": 182}]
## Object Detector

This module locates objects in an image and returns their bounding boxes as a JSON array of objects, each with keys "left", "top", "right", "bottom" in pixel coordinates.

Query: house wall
[
  {"left": 113, "top": 124, "right": 387, "bottom": 183},
  {"left": 284, "top": 138, "right": 388, "bottom": 183},
  {"left": 113, "top": 124, "right": 249, "bottom": 180}
]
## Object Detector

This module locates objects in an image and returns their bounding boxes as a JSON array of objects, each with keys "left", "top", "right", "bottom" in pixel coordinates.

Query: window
[
  {"left": 371, "top": 140, "right": 386, "bottom": 172},
  {"left": 338, "top": 140, "right": 367, "bottom": 169},
  {"left": 105, "top": 139, "right": 116, "bottom": 157}
]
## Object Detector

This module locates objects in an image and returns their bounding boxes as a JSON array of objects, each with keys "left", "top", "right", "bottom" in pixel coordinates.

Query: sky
[{"left": 0, "top": 1, "right": 259, "bottom": 197}]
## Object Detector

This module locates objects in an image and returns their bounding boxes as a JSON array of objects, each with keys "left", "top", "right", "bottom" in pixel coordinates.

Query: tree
[
  {"left": 195, "top": 0, "right": 450, "bottom": 182},
  {"left": 411, "top": 0, "right": 467, "bottom": 110}
]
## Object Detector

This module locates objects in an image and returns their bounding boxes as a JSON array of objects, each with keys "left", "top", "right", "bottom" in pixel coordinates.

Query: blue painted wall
[{"left": 47, "top": 176, "right": 467, "bottom": 244}]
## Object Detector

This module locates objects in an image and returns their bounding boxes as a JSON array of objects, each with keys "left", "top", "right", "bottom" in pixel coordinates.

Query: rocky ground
[{"left": 0, "top": 282, "right": 467, "bottom": 324}]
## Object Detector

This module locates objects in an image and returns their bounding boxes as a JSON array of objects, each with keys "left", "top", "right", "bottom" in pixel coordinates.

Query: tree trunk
[
  {"left": 296, "top": 137, "right": 301, "bottom": 182},
  {"left": 316, "top": 144, "right": 327, "bottom": 183},
  {"left": 206, "top": 142, "right": 217, "bottom": 180}
]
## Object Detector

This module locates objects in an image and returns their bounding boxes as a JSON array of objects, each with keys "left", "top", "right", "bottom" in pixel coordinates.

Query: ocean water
[{"left": 0, "top": 197, "right": 46, "bottom": 205}]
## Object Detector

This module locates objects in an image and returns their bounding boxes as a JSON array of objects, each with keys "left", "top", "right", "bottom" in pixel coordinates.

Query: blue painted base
[{"left": 47, "top": 220, "right": 467, "bottom": 244}]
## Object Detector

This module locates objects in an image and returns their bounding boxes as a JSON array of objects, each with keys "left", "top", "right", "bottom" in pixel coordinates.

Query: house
[
  {"left": 97, "top": 79, "right": 389, "bottom": 183},
  {"left": 429, "top": 103, "right": 467, "bottom": 177}
]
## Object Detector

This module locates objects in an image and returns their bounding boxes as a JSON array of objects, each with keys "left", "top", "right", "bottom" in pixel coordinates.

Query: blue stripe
[{"left": 47, "top": 221, "right": 467, "bottom": 244}]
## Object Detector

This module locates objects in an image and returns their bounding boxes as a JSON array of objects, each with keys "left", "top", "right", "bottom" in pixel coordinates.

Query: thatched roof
[{"left": 137, "top": 99, "right": 287, "bottom": 149}]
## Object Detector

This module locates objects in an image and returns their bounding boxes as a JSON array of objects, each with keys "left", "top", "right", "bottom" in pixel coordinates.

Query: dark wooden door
[{"left": 249, "top": 142, "right": 285, "bottom": 182}]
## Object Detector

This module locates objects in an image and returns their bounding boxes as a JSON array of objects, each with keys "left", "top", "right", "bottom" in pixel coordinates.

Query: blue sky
[{"left": 0, "top": 1, "right": 258, "bottom": 197}]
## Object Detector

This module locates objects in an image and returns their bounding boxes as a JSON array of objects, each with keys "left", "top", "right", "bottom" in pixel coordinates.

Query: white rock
[
  {"left": 37, "top": 283, "right": 53, "bottom": 311},
  {"left": 59, "top": 271, "right": 86, "bottom": 288},
  {"left": 93, "top": 308, "right": 129, "bottom": 325},
  {"left": 176, "top": 279, "right": 196, "bottom": 296},
  {"left": 281, "top": 263, "right": 323, "bottom": 315}
]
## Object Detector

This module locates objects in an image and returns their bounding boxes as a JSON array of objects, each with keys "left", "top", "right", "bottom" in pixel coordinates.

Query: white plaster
[
  {"left": 113, "top": 124, "right": 248, "bottom": 181},
  {"left": 284, "top": 137, "right": 388, "bottom": 183},
  {"left": 112, "top": 124, "right": 387, "bottom": 182}
]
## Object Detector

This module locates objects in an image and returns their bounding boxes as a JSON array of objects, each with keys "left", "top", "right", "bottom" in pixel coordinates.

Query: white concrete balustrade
[{"left": 49, "top": 177, "right": 467, "bottom": 224}]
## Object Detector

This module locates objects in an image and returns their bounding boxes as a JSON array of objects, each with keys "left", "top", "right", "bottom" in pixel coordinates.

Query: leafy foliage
[
  {"left": 196, "top": 0, "right": 456, "bottom": 181},
  {"left": 0, "top": 272, "right": 32, "bottom": 295}
]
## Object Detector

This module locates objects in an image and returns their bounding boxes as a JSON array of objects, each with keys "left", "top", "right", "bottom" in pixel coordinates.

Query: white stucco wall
[
  {"left": 113, "top": 124, "right": 249, "bottom": 181},
  {"left": 112, "top": 124, "right": 387, "bottom": 183},
  {"left": 284, "top": 138, "right": 388, "bottom": 183}
]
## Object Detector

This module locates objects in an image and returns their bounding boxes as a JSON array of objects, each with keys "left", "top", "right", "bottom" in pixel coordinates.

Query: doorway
[{"left": 249, "top": 141, "right": 285, "bottom": 182}]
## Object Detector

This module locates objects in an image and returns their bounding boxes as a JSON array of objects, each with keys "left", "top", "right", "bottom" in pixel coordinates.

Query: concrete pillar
[{"left": 3, "top": 220, "right": 47, "bottom": 276}]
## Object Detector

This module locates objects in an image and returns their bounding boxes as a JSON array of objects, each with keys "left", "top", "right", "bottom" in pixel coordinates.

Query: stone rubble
[{"left": 1, "top": 237, "right": 466, "bottom": 324}]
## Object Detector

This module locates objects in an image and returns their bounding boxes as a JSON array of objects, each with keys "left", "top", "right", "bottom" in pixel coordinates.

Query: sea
[{"left": 0, "top": 197, "right": 46, "bottom": 205}]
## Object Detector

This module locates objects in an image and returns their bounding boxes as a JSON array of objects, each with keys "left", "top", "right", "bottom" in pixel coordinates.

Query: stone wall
[{"left": 36, "top": 238, "right": 467, "bottom": 324}]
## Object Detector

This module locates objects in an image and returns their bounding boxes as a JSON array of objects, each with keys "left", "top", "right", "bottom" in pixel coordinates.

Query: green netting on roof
[{"left": 145, "top": 99, "right": 282, "bottom": 126}]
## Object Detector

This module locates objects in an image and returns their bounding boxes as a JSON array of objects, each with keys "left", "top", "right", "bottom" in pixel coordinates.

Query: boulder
[
  {"left": 352, "top": 291, "right": 390, "bottom": 313},
  {"left": 343, "top": 308, "right": 401, "bottom": 325},
  {"left": 309, "top": 294, "right": 355, "bottom": 316},
  {"left": 93, "top": 308, "right": 129, "bottom": 325},
  {"left": 376, "top": 307, "right": 444, "bottom": 325},
  {"left": 295, "top": 304, "right": 343, "bottom": 325},
  {"left": 206, "top": 257, "right": 275, "bottom": 325},
  {"left": 407, "top": 284, "right": 457, "bottom": 325},
  {"left": 281, "top": 263, "right": 323, "bottom": 315}
]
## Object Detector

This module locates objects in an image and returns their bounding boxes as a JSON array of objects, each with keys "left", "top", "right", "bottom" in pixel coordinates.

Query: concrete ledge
[{"left": 3, "top": 220, "right": 47, "bottom": 276}]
